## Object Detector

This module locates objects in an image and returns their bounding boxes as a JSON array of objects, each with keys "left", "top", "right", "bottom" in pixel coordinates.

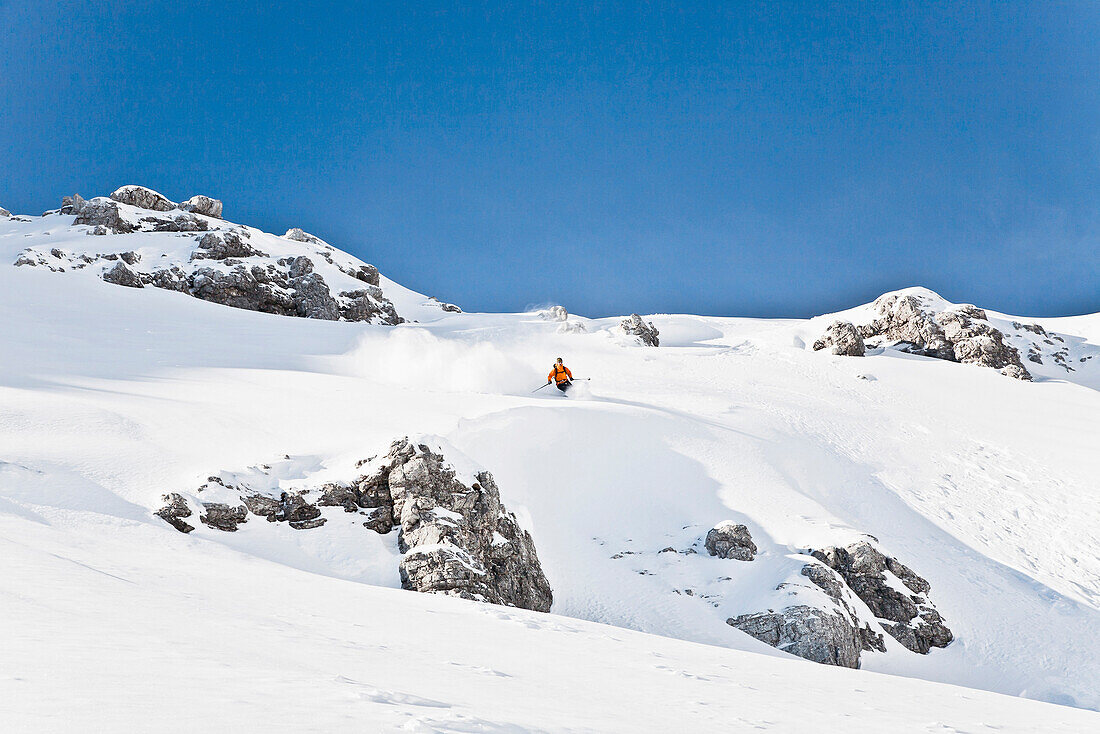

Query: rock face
[
  {"left": 729, "top": 605, "right": 867, "bottom": 668},
  {"left": 811, "top": 541, "right": 952, "bottom": 654},
  {"left": 153, "top": 438, "right": 552, "bottom": 613},
  {"left": 814, "top": 291, "right": 1031, "bottom": 379},
  {"left": 102, "top": 261, "right": 144, "bottom": 288},
  {"left": 21, "top": 186, "right": 432, "bottom": 325},
  {"left": 812, "top": 321, "right": 865, "bottom": 357},
  {"left": 0, "top": 205, "right": 10, "bottom": 218},
  {"left": 110, "top": 185, "right": 175, "bottom": 212},
  {"left": 179, "top": 195, "right": 223, "bottom": 219},
  {"left": 728, "top": 557, "right": 887, "bottom": 669},
  {"left": 154, "top": 493, "right": 194, "bottom": 533},
  {"left": 621, "top": 313, "right": 660, "bottom": 347},
  {"left": 704, "top": 523, "right": 757, "bottom": 561}
]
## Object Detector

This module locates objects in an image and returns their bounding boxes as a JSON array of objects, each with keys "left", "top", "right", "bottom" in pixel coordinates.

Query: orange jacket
[{"left": 548, "top": 363, "right": 573, "bottom": 384}]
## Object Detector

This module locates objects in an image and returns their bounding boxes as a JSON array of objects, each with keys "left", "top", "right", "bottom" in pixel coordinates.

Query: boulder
[
  {"left": 621, "top": 313, "right": 660, "bottom": 347},
  {"left": 381, "top": 439, "right": 553, "bottom": 611},
  {"left": 352, "top": 264, "right": 380, "bottom": 286},
  {"left": 74, "top": 199, "right": 134, "bottom": 234},
  {"left": 284, "top": 227, "right": 324, "bottom": 245},
  {"left": 729, "top": 606, "right": 865, "bottom": 668},
  {"left": 188, "top": 266, "right": 295, "bottom": 315},
  {"left": 192, "top": 231, "right": 266, "bottom": 260},
  {"left": 110, "top": 185, "right": 175, "bottom": 212},
  {"left": 60, "top": 194, "right": 86, "bottom": 215},
  {"left": 138, "top": 212, "right": 208, "bottom": 232},
  {"left": 178, "top": 194, "right": 223, "bottom": 219},
  {"left": 155, "top": 493, "right": 194, "bottom": 533},
  {"left": 102, "top": 261, "right": 144, "bottom": 289},
  {"left": 811, "top": 541, "right": 953, "bottom": 654},
  {"left": 339, "top": 288, "right": 403, "bottom": 325},
  {"left": 199, "top": 502, "right": 248, "bottom": 531},
  {"left": 288, "top": 255, "right": 314, "bottom": 278},
  {"left": 290, "top": 272, "right": 340, "bottom": 320},
  {"left": 0, "top": 205, "right": 10, "bottom": 218},
  {"left": 704, "top": 523, "right": 757, "bottom": 561},
  {"left": 812, "top": 321, "right": 865, "bottom": 357}
]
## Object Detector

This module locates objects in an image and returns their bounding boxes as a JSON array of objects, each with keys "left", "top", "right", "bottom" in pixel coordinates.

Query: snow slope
[{"left": 2, "top": 204, "right": 1099, "bottom": 730}]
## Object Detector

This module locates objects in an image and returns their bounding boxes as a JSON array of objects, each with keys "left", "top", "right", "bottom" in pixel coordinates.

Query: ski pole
[{"left": 532, "top": 382, "right": 552, "bottom": 393}]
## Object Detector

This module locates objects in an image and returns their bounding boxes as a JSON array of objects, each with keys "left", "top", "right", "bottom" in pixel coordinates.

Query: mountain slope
[{"left": 2, "top": 198, "right": 1099, "bottom": 729}]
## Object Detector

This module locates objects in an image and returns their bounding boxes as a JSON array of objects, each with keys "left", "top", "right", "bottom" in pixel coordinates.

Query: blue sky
[{"left": 2, "top": 1, "right": 1097, "bottom": 316}]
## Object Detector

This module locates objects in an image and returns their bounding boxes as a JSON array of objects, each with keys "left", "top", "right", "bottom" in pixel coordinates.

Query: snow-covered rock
[
  {"left": 11, "top": 187, "right": 434, "bottom": 325},
  {"left": 155, "top": 438, "right": 553, "bottom": 612},
  {"left": 704, "top": 522, "right": 757, "bottom": 561},
  {"left": 621, "top": 313, "right": 660, "bottom": 346},
  {"left": 812, "top": 320, "right": 866, "bottom": 356},
  {"left": 110, "top": 184, "right": 175, "bottom": 211},
  {"left": 178, "top": 194, "right": 223, "bottom": 219},
  {"left": 812, "top": 541, "right": 952, "bottom": 654}
]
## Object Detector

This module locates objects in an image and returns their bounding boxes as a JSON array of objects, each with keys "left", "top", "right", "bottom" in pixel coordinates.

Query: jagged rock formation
[
  {"left": 704, "top": 523, "right": 757, "bottom": 561},
  {"left": 0, "top": 205, "right": 10, "bottom": 218},
  {"left": 111, "top": 185, "right": 174, "bottom": 212},
  {"left": 179, "top": 195, "right": 223, "bottom": 219},
  {"left": 812, "top": 321, "right": 866, "bottom": 356},
  {"left": 811, "top": 541, "right": 952, "bottom": 654},
  {"left": 729, "top": 605, "right": 870, "bottom": 668},
  {"left": 814, "top": 291, "right": 1031, "bottom": 379},
  {"left": 153, "top": 439, "right": 552, "bottom": 612},
  {"left": 621, "top": 313, "right": 660, "bottom": 347},
  {"left": 729, "top": 559, "right": 886, "bottom": 668},
  {"left": 15, "top": 188, "right": 409, "bottom": 325}
]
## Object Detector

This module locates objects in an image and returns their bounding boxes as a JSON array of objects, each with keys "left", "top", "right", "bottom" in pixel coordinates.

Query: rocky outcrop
[
  {"left": 74, "top": 199, "right": 135, "bottom": 234},
  {"left": 814, "top": 292, "right": 1031, "bottom": 379},
  {"left": 621, "top": 313, "right": 660, "bottom": 347},
  {"left": 284, "top": 227, "right": 324, "bottom": 245},
  {"left": 154, "top": 439, "right": 552, "bottom": 612},
  {"left": 189, "top": 266, "right": 296, "bottom": 315},
  {"left": 290, "top": 272, "right": 340, "bottom": 320},
  {"left": 338, "top": 287, "right": 402, "bottom": 324},
  {"left": 729, "top": 605, "right": 867, "bottom": 668},
  {"left": 811, "top": 541, "right": 952, "bottom": 654},
  {"left": 191, "top": 231, "right": 266, "bottom": 260},
  {"left": 199, "top": 502, "right": 248, "bottom": 531},
  {"left": 0, "top": 205, "right": 10, "bottom": 218},
  {"left": 704, "top": 523, "right": 757, "bottom": 561},
  {"left": 60, "top": 194, "right": 87, "bottom": 215},
  {"left": 110, "top": 185, "right": 174, "bottom": 211},
  {"left": 179, "top": 195, "right": 223, "bottom": 219},
  {"left": 155, "top": 493, "right": 194, "bottom": 533},
  {"left": 384, "top": 440, "right": 553, "bottom": 611},
  {"left": 102, "top": 261, "right": 144, "bottom": 288},
  {"left": 728, "top": 556, "right": 887, "bottom": 669},
  {"left": 812, "top": 321, "right": 865, "bottom": 357}
]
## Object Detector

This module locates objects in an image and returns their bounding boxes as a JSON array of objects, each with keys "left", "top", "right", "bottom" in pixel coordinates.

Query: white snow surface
[{"left": 1, "top": 205, "right": 1099, "bottom": 731}]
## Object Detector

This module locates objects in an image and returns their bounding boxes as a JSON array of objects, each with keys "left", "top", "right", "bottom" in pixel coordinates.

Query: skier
[{"left": 547, "top": 357, "right": 574, "bottom": 393}]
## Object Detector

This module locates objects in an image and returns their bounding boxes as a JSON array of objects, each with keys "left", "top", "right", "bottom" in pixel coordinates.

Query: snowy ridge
[{"left": 2, "top": 194, "right": 1099, "bottom": 729}]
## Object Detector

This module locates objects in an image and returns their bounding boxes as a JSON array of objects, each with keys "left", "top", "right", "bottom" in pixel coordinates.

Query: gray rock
[
  {"left": 155, "top": 493, "right": 194, "bottom": 533},
  {"left": 290, "top": 272, "right": 340, "bottom": 320},
  {"left": 339, "top": 288, "right": 403, "bottom": 325},
  {"left": 380, "top": 439, "right": 553, "bottom": 611},
  {"left": 704, "top": 523, "right": 757, "bottom": 561},
  {"left": 178, "top": 195, "right": 223, "bottom": 219},
  {"left": 147, "top": 266, "right": 189, "bottom": 292},
  {"left": 857, "top": 293, "right": 1031, "bottom": 380},
  {"left": 812, "top": 321, "right": 866, "bottom": 357},
  {"left": 110, "top": 185, "right": 175, "bottom": 211},
  {"left": 192, "top": 231, "right": 266, "bottom": 260},
  {"left": 0, "top": 205, "right": 10, "bottom": 218},
  {"left": 352, "top": 264, "right": 380, "bottom": 286},
  {"left": 621, "top": 313, "right": 660, "bottom": 346},
  {"left": 74, "top": 199, "right": 134, "bottom": 234},
  {"left": 139, "top": 212, "right": 209, "bottom": 232},
  {"left": 812, "top": 541, "right": 952, "bottom": 654},
  {"left": 284, "top": 227, "right": 324, "bottom": 244},
  {"left": 102, "top": 261, "right": 144, "bottom": 288},
  {"left": 199, "top": 502, "right": 248, "bottom": 531},
  {"left": 60, "top": 194, "right": 87, "bottom": 215},
  {"left": 188, "top": 266, "right": 295, "bottom": 315},
  {"left": 288, "top": 255, "right": 314, "bottom": 278},
  {"left": 729, "top": 606, "right": 865, "bottom": 668}
]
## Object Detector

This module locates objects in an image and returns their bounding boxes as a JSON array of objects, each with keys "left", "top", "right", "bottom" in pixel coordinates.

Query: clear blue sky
[{"left": 2, "top": 1, "right": 1097, "bottom": 317}]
